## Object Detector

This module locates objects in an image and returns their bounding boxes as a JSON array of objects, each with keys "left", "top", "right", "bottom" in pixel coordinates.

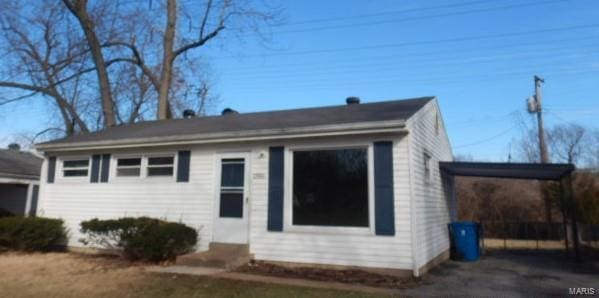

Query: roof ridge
[
  {"left": 37, "top": 96, "right": 435, "bottom": 148},
  {"left": 108, "top": 96, "right": 435, "bottom": 128}
]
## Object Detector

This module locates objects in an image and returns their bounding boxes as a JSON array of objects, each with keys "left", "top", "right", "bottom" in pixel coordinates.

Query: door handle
[{"left": 246, "top": 197, "right": 249, "bottom": 203}]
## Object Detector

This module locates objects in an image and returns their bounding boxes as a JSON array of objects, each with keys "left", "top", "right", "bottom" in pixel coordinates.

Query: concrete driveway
[{"left": 404, "top": 250, "right": 599, "bottom": 297}]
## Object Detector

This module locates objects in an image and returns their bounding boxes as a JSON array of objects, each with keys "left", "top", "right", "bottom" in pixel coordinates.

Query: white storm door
[{"left": 213, "top": 154, "right": 249, "bottom": 244}]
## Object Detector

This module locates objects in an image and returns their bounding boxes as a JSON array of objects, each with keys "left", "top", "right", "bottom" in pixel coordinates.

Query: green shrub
[
  {"left": 0, "top": 208, "right": 14, "bottom": 218},
  {"left": 80, "top": 217, "right": 198, "bottom": 262},
  {"left": 0, "top": 217, "right": 67, "bottom": 251}
]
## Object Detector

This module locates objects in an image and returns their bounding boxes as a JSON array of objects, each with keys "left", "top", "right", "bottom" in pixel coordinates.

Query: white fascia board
[
  {"left": 0, "top": 177, "right": 39, "bottom": 184},
  {"left": 36, "top": 120, "right": 407, "bottom": 152}
]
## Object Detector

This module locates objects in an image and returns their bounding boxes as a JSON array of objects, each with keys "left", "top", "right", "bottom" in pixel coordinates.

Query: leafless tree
[
  {"left": 585, "top": 129, "right": 599, "bottom": 171},
  {"left": 62, "top": 0, "right": 117, "bottom": 127},
  {"left": 0, "top": 0, "right": 280, "bottom": 139},
  {"left": 547, "top": 124, "right": 588, "bottom": 164},
  {"left": 0, "top": 1, "right": 91, "bottom": 135},
  {"left": 63, "top": 0, "right": 279, "bottom": 121}
]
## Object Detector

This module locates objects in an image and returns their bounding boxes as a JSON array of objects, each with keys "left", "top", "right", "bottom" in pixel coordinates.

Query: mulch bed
[{"left": 235, "top": 260, "right": 420, "bottom": 289}]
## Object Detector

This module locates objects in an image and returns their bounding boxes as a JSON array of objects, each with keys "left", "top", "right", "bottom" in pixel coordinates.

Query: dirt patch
[{"left": 235, "top": 260, "right": 419, "bottom": 289}]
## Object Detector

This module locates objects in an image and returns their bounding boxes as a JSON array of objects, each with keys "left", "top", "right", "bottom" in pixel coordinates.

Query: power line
[
  {"left": 219, "top": 48, "right": 598, "bottom": 79},
  {"left": 216, "top": 35, "right": 598, "bottom": 72},
  {"left": 209, "top": 23, "right": 599, "bottom": 59},
  {"left": 453, "top": 125, "right": 517, "bottom": 148},
  {"left": 447, "top": 110, "right": 520, "bottom": 127},
  {"left": 272, "top": 0, "right": 567, "bottom": 34},
  {"left": 283, "top": 0, "right": 500, "bottom": 26},
  {"left": 226, "top": 67, "right": 599, "bottom": 92}
]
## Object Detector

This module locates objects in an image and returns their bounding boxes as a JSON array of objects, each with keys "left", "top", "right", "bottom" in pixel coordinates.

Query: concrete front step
[{"left": 176, "top": 243, "right": 252, "bottom": 270}]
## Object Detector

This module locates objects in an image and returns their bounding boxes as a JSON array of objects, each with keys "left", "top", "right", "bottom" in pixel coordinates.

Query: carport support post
[
  {"left": 566, "top": 176, "right": 581, "bottom": 262},
  {"left": 24, "top": 183, "right": 34, "bottom": 217},
  {"left": 559, "top": 179, "right": 569, "bottom": 257}
]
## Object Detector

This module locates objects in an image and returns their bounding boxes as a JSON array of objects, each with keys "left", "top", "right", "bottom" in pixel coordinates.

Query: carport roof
[
  {"left": 439, "top": 161, "right": 575, "bottom": 180},
  {"left": 0, "top": 149, "right": 42, "bottom": 180}
]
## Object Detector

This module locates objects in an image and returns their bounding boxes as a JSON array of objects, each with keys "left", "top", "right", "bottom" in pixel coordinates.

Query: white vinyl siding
[
  {"left": 406, "top": 99, "right": 454, "bottom": 273},
  {"left": 38, "top": 148, "right": 215, "bottom": 252}
]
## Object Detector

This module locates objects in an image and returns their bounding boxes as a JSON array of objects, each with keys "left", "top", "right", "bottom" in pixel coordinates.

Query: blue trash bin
[{"left": 449, "top": 221, "right": 480, "bottom": 261}]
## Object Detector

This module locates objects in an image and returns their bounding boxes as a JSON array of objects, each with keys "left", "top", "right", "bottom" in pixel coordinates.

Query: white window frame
[
  {"left": 60, "top": 156, "right": 91, "bottom": 180},
  {"left": 145, "top": 153, "right": 177, "bottom": 180},
  {"left": 112, "top": 155, "right": 143, "bottom": 179},
  {"left": 283, "top": 143, "right": 375, "bottom": 235},
  {"left": 109, "top": 153, "right": 177, "bottom": 181}
]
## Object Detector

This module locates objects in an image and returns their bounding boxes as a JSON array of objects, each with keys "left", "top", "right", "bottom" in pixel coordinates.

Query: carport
[
  {"left": 0, "top": 147, "right": 42, "bottom": 216},
  {"left": 439, "top": 161, "right": 581, "bottom": 261}
]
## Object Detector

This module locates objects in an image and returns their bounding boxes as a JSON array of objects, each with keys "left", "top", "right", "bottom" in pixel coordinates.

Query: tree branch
[{"left": 173, "top": 25, "right": 225, "bottom": 58}]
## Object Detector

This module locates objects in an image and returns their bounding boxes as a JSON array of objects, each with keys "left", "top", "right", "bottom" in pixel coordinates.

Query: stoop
[{"left": 176, "top": 243, "right": 252, "bottom": 270}]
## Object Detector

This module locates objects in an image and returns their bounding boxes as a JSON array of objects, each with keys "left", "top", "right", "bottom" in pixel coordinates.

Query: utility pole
[
  {"left": 534, "top": 76, "right": 550, "bottom": 164},
  {"left": 527, "top": 75, "right": 552, "bottom": 223}
]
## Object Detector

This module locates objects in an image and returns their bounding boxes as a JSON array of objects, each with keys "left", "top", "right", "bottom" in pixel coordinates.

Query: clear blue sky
[{"left": 1, "top": 0, "right": 598, "bottom": 161}]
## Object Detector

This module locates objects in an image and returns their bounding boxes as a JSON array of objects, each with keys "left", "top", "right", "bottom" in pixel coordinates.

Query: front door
[{"left": 213, "top": 154, "right": 249, "bottom": 244}]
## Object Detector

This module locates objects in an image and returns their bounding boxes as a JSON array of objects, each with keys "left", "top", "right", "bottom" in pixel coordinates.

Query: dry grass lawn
[{"left": 0, "top": 252, "right": 378, "bottom": 298}]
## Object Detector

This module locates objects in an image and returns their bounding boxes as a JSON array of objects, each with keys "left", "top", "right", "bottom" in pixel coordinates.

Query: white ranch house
[{"left": 35, "top": 96, "right": 455, "bottom": 277}]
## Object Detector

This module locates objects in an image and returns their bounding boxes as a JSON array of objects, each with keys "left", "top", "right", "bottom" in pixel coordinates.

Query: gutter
[{"left": 36, "top": 120, "right": 407, "bottom": 152}]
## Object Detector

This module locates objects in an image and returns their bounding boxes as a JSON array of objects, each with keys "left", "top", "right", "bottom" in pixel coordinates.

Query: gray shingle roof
[
  {"left": 0, "top": 150, "right": 43, "bottom": 180},
  {"left": 39, "top": 96, "right": 433, "bottom": 148}
]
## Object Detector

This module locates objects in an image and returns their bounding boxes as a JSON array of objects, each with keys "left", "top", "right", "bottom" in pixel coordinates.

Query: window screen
[
  {"left": 63, "top": 158, "right": 89, "bottom": 177},
  {"left": 147, "top": 156, "right": 174, "bottom": 177},
  {"left": 116, "top": 157, "right": 142, "bottom": 177},
  {"left": 292, "top": 148, "right": 368, "bottom": 227}
]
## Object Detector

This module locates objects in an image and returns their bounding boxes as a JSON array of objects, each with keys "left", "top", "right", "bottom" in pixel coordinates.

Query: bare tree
[
  {"left": 585, "top": 129, "right": 599, "bottom": 171},
  {"left": 547, "top": 124, "right": 588, "bottom": 164},
  {"left": 0, "top": 1, "right": 91, "bottom": 135},
  {"left": 1, "top": 0, "right": 280, "bottom": 140},
  {"left": 62, "top": 0, "right": 117, "bottom": 127},
  {"left": 106, "top": 0, "right": 279, "bottom": 120}
]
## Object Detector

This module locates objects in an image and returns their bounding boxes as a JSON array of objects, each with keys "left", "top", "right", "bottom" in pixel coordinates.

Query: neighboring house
[
  {"left": 35, "top": 96, "right": 454, "bottom": 276},
  {"left": 0, "top": 145, "right": 42, "bottom": 216}
]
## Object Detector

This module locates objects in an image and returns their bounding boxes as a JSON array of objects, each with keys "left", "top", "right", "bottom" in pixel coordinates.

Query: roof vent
[
  {"left": 7, "top": 143, "right": 20, "bottom": 151},
  {"left": 183, "top": 109, "right": 196, "bottom": 118},
  {"left": 221, "top": 108, "right": 238, "bottom": 115},
  {"left": 346, "top": 96, "right": 360, "bottom": 105}
]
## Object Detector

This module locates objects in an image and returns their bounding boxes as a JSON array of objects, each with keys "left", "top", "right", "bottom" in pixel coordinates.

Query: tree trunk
[
  {"left": 157, "top": 0, "right": 177, "bottom": 120},
  {"left": 63, "top": 0, "right": 116, "bottom": 127}
]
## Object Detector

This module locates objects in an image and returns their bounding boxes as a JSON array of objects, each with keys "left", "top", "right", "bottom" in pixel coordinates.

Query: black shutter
[
  {"left": 100, "top": 154, "right": 110, "bottom": 183},
  {"left": 374, "top": 141, "right": 395, "bottom": 236},
  {"left": 47, "top": 157, "right": 56, "bottom": 183},
  {"left": 267, "top": 146, "right": 284, "bottom": 231},
  {"left": 90, "top": 154, "right": 101, "bottom": 183},
  {"left": 177, "top": 150, "right": 191, "bottom": 182}
]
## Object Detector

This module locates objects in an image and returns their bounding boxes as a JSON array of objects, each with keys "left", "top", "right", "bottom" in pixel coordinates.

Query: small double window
[
  {"left": 147, "top": 156, "right": 175, "bottom": 177},
  {"left": 116, "top": 158, "right": 142, "bottom": 177},
  {"left": 114, "top": 155, "right": 175, "bottom": 178},
  {"left": 62, "top": 158, "right": 90, "bottom": 177}
]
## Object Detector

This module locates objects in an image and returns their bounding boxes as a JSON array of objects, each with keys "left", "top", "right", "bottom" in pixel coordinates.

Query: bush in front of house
[
  {"left": 0, "top": 208, "right": 14, "bottom": 218},
  {"left": 0, "top": 217, "right": 67, "bottom": 251},
  {"left": 79, "top": 217, "right": 197, "bottom": 262}
]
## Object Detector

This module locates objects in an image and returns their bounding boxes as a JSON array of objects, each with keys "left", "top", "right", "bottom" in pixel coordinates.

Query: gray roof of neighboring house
[
  {"left": 38, "top": 96, "right": 434, "bottom": 149},
  {"left": 0, "top": 149, "right": 43, "bottom": 180}
]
